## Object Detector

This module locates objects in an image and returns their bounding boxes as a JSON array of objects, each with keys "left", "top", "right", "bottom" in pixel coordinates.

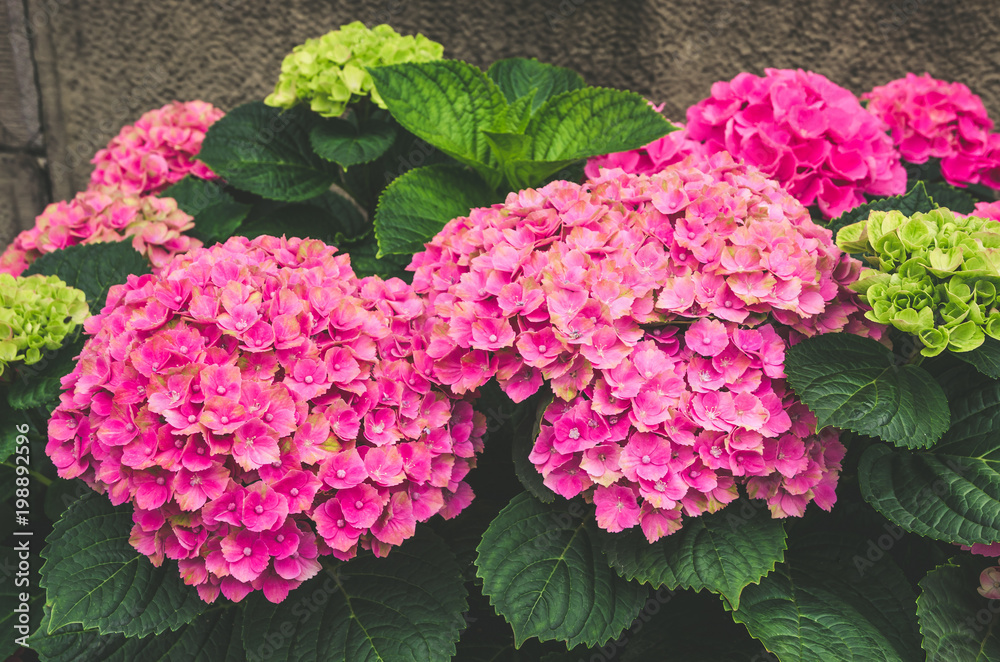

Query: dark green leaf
[
  {"left": 160, "top": 176, "right": 251, "bottom": 244},
  {"left": 952, "top": 336, "right": 1000, "bottom": 379},
  {"left": 237, "top": 191, "right": 367, "bottom": 247},
  {"left": 368, "top": 61, "right": 506, "bottom": 186},
  {"left": 198, "top": 102, "right": 339, "bottom": 202},
  {"left": 7, "top": 335, "right": 83, "bottom": 414},
  {"left": 510, "top": 393, "right": 557, "bottom": 504},
  {"left": 39, "top": 493, "right": 206, "bottom": 636},
  {"left": 309, "top": 117, "right": 398, "bottom": 168},
  {"left": 0, "top": 550, "right": 43, "bottom": 659},
  {"left": 925, "top": 181, "right": 977, "bottom": 215},
  {"left": 486, "top": 58, "right": 586, "bottom": 113},
  {"left": 785, "top": 333, "right": 949, "bottom": 448},
  {"left": 374, "top": 163, "right": 499, "bottom": 256},
  {"left": 827, "top": 182, "right": 936, "bottom": 238},
  {"left": 23, "top": 241, "right": 151, "bottom": 311},
  {"left": 917, "top": 559, "right": 1000, "bottom": 662},
  {"left": 731, "top": 532, "right": 921, "bottom": 662},
  {"left": 241, "top": 529, "right": 467, "bottom": 662},
  {"left": 29, "top": 604, "right": 243, "bottom": 662},
  {"left": 343, "top": 235, "right": 412, "bottom": 281},
  {"left": 476, "top": 492, "right": 648, "bottom": 649},
  {"left": 600, "top": 497, "right": 787, "bottom": 609},
  {"left": 859, "top": 380, "right": 1000, "bottom": 546}
]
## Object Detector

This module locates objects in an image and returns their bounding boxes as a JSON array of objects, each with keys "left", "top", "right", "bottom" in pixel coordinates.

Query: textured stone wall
[{"left": 2, "top": 0, "right": 999, "bottom": 246}]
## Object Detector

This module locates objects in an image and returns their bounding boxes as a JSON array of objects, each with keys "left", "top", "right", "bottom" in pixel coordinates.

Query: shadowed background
[{"left": 2, "top": 0, "right": 999, "bottom": 248}]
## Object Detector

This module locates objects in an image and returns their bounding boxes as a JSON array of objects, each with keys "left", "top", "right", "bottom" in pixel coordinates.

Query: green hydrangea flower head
[
  {"left": 837, "top": 208, "right": 1000, "bottom": 356},
  {"left": 265, "top": 22, "right": 444, "bottom": 118},
  {"left": 0, "top": 273, "right": 88, "bottom": 377}
]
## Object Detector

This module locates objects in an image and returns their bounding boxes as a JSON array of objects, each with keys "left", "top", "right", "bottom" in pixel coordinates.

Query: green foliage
[
  {"left": 952, "top": 335, "right": 1000, "bottom": 378},
  {"left": 374, "top": 164, "right": 499, "bottom": 256},
  {"left": 785, "top": 333, "right": 950, "bottom": 448},
  {"left": 731, "top": 533, "right": 921, "bottom": 662},
  {"left": 600, "top": 498, "right": 787, "bottom": 609},
  {"left": 22, "top": 239, "right": 150, "bottom": 312},
  {"left": 39, "top": 494, "right": 206, "bottom": 637},
  {"left": 241, "top": 529, "right": 467, "bottom": 662},
  {"left": 265, "top": 22, "right": 444, "bottom": 118},
  {"left": 917, "top": 558, "right": 1000, "bottom": 662},
  {"left": 310, "top": 115, "right": 398, "bottom": 168},
  {"left": 925, "top": 181, "right": 977, "bottom": 215},
  {"left": 6, "top": 335, "right": 83, "bottom": 415},
  {"left": 858, "top": 380, "right": 1000, "bottom": 546},
  {"left": 486, "top": 58, "right": 586, "bottom": 113},
  {"left": 826, "top": 181, "right": 936, "bottom": 238},
  {"left": 160, "top": 177, "right": 251, "bottom": 244},
  {"left": 198, "top": 102, "right": 339, "bottom": 202},
  {"left": 476, "top": 492, "right": 648, "bottom": 649}
]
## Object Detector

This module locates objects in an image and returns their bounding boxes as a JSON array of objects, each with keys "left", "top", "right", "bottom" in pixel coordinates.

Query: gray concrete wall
[{"left": 3, "top": 0, "right": 999, "bottom": 247}]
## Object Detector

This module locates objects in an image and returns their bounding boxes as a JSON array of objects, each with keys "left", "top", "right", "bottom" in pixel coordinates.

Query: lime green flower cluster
[
  {"left": 0, "top": 273, "right": 88, "bottom": 377},
  {"left": 265, "top": 22, "right": 444, "bottom": 118},
  {"left": 837, "top": 208, "right": 1000, "bottom": 356}
]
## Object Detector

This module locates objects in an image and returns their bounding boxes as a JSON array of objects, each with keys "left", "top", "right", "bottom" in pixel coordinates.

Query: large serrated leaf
[
  {"left": 917, "top": 559, "right": 1000, "bottom": 662},
  {"left": 925, "top": 181, "right": 977, "bottom": 215},
  {"left": 160, "top": 176, "right": 251, "bottom": 244},
  {"left": 785, "top": 333, "right": 949, "bottom": 448},
  {"left": 236, "top": 191, "right": 368, "bottom": 247},
  {"left": 241, "top": 528, "right": 467, "bottom": 662},
  {"left": 6, "top": 335, "right": 83, "bottom": 415},
  {"left": 599, "top": 497, "right": 787, "bottom": 609},
  {"left": 368, "top": 61, "right": 507, "bottom": 185},
  {"left": 859, "top": 380, "right": 1000, "bottom": 546},
  {"left": 198, "top": 102, "right": 339, "bottom": 202},
  {"left": 827, "top": 182, "right": 936, "bottom": 238},
  {"left": 731, "top": 532, "right": 921, "bottom": 662},
  {"left": 23, "top": 241, "right": 150, "bottom": 312},
  {"left": 39, "top": 494, "right": 206, "bottom": 637},
  {"left": 374, "top": 163, "right": 499, "bottom": 256},
  {"left": 952, "top": 336, "right": 1000, "bottom": 379},
  {"left": 476, "top": 492, "right": 648, "bottom": 649},
  {"left": 486, "top": 58, "right": 586, "bottom": 113},
  {"left": 309, "top": 116, "right": 398, "bottom": 168},
  {"left": 28, "top": 604, "right": 243, "bottom": 662}
]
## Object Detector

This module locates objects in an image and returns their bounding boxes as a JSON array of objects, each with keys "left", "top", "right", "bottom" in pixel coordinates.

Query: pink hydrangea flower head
[
  {"left": 685, "top": 69, "right": 907, "bottom": 218},
  {"left": 0, "top": 187, "right": 201, "bottom": 277},
  {"left": 89, "top": 100, "right": 225, "bottom": 195},
  {"left": 863, "top": 73, "right": 1000, "bottom": 190},
  {"left": 46, "top": 235, "right": 485, "bottom": 603},
  {"left": 410, "top": 156, "right": 872, "bottom": 541}
]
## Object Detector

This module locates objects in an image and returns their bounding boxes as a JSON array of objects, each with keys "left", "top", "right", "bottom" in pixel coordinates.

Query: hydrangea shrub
[
  {"left": 89, "top": 100, "right": 225, "bottom": 196},
  {"left": 863, "top": 73, "right": 1000, "bottom": 190},
  {"left": 45, "top": 235, "right": 485, "bottom": 604},
  {"left": 837, "top": 208, "right": 1000, "bottom": 355},
  {"left": 0, "top": 188, "right": 200, "bottom": 277},
  {"left": 0, "top": 274, "right": 87, "bottom": 376},
  {"left": 265, "top": 21, "right": 445, "bottom": 117},
  {"left": 685, "top": 69, "right": 907, "bottom": 218},
  {"left": 408, "top": 154, "right": 875, "bottom": 538}
]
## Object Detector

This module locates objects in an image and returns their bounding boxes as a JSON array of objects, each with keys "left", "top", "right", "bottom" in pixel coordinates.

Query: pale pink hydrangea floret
[
  {"left": 89, "top": 100, "right": 225, "bottom": 195},
  {"left": 410, "top": 154, "right": 877, "bottom": 541},
  {"left": 685, "top": 69, "right": 907, "bottom": 218},
  {"left": 0, "top": 187, "right": 200, "bottom": 276},
  {"left": 46, "top": 235, "right": 485, "bottom": 604},
  {"left": 863, "top": 73, "right": 1000, "bottom": 191}
]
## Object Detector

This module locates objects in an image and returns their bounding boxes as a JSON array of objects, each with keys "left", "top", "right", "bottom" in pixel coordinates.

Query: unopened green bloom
[
  {"left": 0, "top": 273, "right": 88, "bottom": 378},
  {"left": 838, "top": 208, "right": 1000, "bottom": 355},
  {"left": 265, "top": 22, "right": 444, "bottom": 118}
]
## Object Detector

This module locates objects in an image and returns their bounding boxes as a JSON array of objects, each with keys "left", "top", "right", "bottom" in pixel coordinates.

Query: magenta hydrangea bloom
[
  {"left": 685, "top": 69, "right": 906, "bottom": 218},
  {"left": 46, "top": 235, "right": 485, "bottom": 604},
  {"left": 409, "top": 155, "right": 879, "bottom": 541},
  {"left": 863, "top": 73, "right": 1000, "bottom": 190},
  {"left": 0, "top": 187, "right": 200, "bottom": 277},
  {"left": 89, "top": 100, "right": 225, "bottom": 196}
]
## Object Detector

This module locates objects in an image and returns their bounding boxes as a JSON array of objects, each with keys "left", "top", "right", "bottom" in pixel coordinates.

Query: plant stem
[{"left": 1, "top": 461, "right": 53, "bottom": 486}]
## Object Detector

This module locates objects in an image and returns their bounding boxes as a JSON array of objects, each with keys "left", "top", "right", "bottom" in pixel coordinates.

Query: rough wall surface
[{"left": 2, "top": 0, "right": 999, "bottom": 245}]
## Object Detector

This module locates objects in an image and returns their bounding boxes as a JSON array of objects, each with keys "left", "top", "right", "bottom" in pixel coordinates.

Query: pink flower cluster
[
  {"left": 685, "top": 69, "right": 906, "bottom": 218},
  {"left": 89, "top": 100, "right": 225, "bottom": 195},
  {"left": 409, "top": 154, "right": 873, "bottom": 540},
  {"left": 0, "top": 188, "right": 201, "bottom": 277},
  {"left": 585, "top": 108, "right": 707, "bottom": 179},
  {"left": 46, "top": 235, "right": 485, "bottom": 604},
  {"left": 863, "top": 73, "right": 1000, "bottom": 190}
]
